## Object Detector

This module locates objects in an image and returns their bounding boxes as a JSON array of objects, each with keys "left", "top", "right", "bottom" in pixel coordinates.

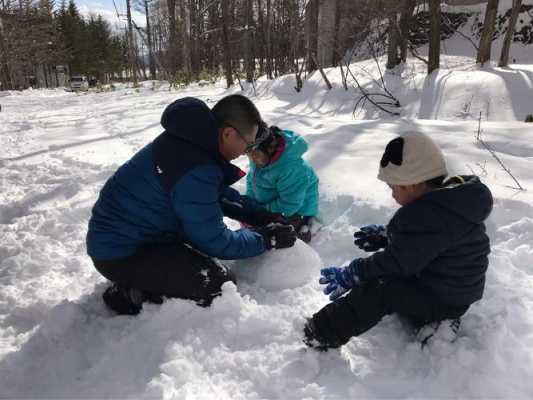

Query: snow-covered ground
[{"left": 1, "top": 54, "right": 533, "bottom": 398}]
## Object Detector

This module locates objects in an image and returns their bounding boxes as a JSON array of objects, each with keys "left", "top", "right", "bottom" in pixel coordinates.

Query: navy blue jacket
[
  {"left": 87, "top": 97, "right": 266, "bottom": 260},
  {"left": 357, "top": 176, "right": 493, "bottom": 305}
]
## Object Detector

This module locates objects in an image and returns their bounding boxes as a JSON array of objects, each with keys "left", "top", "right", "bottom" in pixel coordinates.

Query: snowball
[{"left": 230, "top": 239, "right": 322, "bottom": 291}]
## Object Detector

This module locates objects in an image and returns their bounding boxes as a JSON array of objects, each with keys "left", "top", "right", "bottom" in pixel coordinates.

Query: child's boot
[
  {"left": 415, "top": 318, "right": 461, "bottom": 347},
  {"left": 303, "top": 318, "right": 339, "bottom": 351}
]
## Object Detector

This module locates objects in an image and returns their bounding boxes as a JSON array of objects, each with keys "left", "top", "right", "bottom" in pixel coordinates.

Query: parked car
[{"left": 70, "top": 75, "right": 89, "bottom": 91}]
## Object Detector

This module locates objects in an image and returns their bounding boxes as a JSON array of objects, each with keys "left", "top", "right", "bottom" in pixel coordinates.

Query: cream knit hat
[{"left": 377, "top": 132, "right": 448, "bottom": 185}]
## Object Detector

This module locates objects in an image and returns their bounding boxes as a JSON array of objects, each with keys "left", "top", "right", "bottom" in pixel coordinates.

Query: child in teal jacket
[{"left": 246, "top": 124, "right": 319, "bottom": 242}]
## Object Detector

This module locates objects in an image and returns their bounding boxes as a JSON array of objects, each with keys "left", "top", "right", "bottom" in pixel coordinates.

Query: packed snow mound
[{"left": 231, "top": 239, "right": 322, "bottom": 291}]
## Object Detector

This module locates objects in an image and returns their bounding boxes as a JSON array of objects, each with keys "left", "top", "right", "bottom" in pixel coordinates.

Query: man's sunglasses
[{"left": 226, "top": 123, "right": 271, "bottom": 153}]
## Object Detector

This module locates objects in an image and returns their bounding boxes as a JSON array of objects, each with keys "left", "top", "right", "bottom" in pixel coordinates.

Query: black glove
[
  {"left": 256, "top": 223, "right": 297, "bottom": 250},
  {"left": 353, "top": 224, "right": 388, "bottom": 252},
  {"left": 247, "top": 210, "right": 289, "bottom": 227}
]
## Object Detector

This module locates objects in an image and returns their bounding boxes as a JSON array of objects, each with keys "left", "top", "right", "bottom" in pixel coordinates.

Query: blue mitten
[
  {"left": 353, "top": 224, "right": 388, "bottom": 252},
  {"left": 319, "top": 260, "right": 362, "bottom": 301}
]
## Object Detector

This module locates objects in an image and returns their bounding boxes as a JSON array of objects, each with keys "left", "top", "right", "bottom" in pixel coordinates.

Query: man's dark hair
[{"left": 212, "top": 94, "right": 261, "bottom": 137}]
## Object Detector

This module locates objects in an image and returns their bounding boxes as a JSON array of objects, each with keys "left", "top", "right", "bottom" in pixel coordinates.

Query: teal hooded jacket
[{"left": 246, "top": 130, "right": 319, "bottom": 217}]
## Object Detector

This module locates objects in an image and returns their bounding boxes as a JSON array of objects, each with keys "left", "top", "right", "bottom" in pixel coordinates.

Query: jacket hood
[
  {"left": 425, "top": 175, "right": 493, "bottom": 224},
  {"left": 161, "top": 97, "right": 220, "bottom": 157},
  {"left": 262, "top": 130, "right": 308, "bottom": 170},
  {"left": 160, "top": 97, "right": 243, "bottom": 186}
]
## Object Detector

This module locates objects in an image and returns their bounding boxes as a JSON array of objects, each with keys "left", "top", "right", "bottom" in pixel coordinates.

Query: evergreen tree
[{"left": 56, "top": 0, "right": 85, "bottom": 74}]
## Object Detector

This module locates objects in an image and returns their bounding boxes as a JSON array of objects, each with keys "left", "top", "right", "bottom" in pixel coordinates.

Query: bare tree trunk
[
  {"left": 0, "top": 22, "right": 9, "bottom": 90},
  {"left": 244, "top": 0, "right": 254, "bottom": 82},
  {"left": 477, "top": 0, "right": 499, "bottom": 65},
  {"left": 332, "top": 0, "right": 340, "bottom": 66},
  {"left": 221, "top": 0, "right": 233, "bottom": 87},
  {"left": 137, "top": 38, "right": 148, "bottom": 80},
  {"left": 42, "top": 64, "right": 49, "bottom": 88},
  {"left": 179, "top": 0, "right": 191, "bottom": 78},
  {"left": 289, "top": 0, "right": 299, "bottom": 75},
  {"left": 144, "top": 0, "right": 157, "bottom": 79},
  {"left": 126, "top": 0, "right": 138, "bottom": 85},
  {"left": 386, "top": 11, "right": 400, "bottom": 70},
  {"left": 189, "top": 0, "right": 200, "bottom": 76},
  {"left": 399, "top": 0, "right": 416, "bottom": 63},
  {"left": 206, "top": 1, "right": 218, "bottom": 72},
  {"left": 499, "top": 0, "right": 521, "bottom": 67},
  {"left": 304, "top": 0, "right": 318, "bottom": 72},
  {"left": 428, "top": 0, "right": 440, "bottom": 74},
  {"left": 311, "top": 52, "right": 332, "bottom": 89},
  {"left": 272, "top": 7, "right": 277, "bottom": 77},
  {"left": 256, "top": 0, "right": 265, "bottom": 75},
  {"left": 317, "top": 0, "right": 337, "bottom": 68},
  {"left": 265, "top": 0, "right": 273, "bottom": 79},
  {"left": 167, "top": 0, "right": 178, "bottom": 75}
]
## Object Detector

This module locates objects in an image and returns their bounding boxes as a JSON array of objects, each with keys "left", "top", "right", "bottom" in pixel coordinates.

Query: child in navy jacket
[{"left": 304, "top": 132, "right": 493, "bottom": 349}]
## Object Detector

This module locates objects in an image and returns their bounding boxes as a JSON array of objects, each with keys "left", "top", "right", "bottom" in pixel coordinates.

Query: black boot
[
  {"left": 103, "top": 284, "right": 143, "bottom": 315},
  {"left": 415, "top": 318, "right": 461, "bottom": 347}
]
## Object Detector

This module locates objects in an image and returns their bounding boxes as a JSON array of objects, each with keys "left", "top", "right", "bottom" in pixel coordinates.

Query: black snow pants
[
  {"left": 92, "top": 241, "right": 236, "bottom": 306},
  {"left": 311, "top": 278, "right": 470, "bottom": 347}
]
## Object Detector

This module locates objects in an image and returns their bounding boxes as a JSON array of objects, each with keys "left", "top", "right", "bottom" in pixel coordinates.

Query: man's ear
[
  {"left": 219, "top": 127, "right": 229, "bottom": 140},
  {"left": 224, "top": 126, "right": 236, "bottom": 139}
]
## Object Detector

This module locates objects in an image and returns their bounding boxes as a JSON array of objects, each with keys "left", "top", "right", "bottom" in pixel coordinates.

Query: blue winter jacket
[
  {"left": 357, "top": 176, "right": 493, "bottom": 305},
  {"left": 246, "top": 130, "right": 319, "bottom": 217},
  {"left": 87, "top": 97, "right": 266, "bottom": 261}
]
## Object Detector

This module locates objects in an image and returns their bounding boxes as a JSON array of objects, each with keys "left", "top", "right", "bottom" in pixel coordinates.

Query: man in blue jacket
[{"left": 87, "top": 95, "right": 296, "bottom": 315}]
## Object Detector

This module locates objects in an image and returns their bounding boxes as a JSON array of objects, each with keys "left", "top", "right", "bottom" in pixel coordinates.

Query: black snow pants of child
[
  {"left": 310, "top": 277, "right": 469, "bottom": 348},
  {"left": 92, "top": 241, "right": 236, "bottom": 307}
]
